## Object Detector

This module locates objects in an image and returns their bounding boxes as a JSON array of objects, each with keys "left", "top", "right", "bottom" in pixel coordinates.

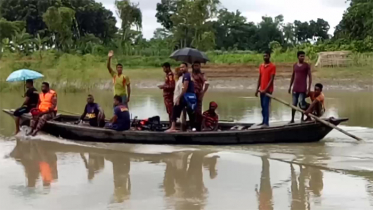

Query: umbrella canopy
[
  {"left": 170, "top": 48, "right": 209, "bottom": 64},
  {"left": 6, "top": 69, "right": 44, "bottom": 82}
]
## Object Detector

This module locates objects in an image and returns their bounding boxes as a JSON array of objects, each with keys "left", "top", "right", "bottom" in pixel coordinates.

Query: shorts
[
  {"left": 292, "top": 92, "right": 307, "bottom": 109},
  {"left": 14, "top": 107, "right": 31, "bottom": 117}
]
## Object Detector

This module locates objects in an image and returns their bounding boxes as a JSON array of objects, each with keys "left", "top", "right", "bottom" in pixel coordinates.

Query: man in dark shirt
[
  {"left": 166, "top": 62, "right": 196, "bottom": 132},
  {"left": 80, "top": 94, "right": 105, "bottom": 127},
  {"left": 13, "top": 79, "right": 39, "bottom": 134},
  {"left": 105, "top": 95, "right": 130, "bottom": 131},
  {"left": 192, "top": 61, "right": 210, "bottom": 131},
  {"left": 288, "top": 51, "right": 312, "bottom": 123}
]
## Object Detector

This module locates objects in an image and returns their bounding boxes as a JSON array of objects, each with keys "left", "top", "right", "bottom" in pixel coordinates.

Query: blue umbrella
[{"left": 6, "top": 69, "right": 44, "bottom": 82}]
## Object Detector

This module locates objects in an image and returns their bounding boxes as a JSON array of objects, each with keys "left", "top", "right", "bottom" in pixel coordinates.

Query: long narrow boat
[{"left": 3, "top": 109, "right": 348, "bottom": 145}]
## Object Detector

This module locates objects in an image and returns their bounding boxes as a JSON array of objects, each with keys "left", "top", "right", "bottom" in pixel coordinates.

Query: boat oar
[{"left": 265, "top": 93, "right": 363, "bottom": 142}]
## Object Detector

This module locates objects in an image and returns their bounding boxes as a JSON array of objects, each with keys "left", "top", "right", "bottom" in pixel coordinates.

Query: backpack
[{"left": 183, "top": 93, "right": 197, "bottom": 111}]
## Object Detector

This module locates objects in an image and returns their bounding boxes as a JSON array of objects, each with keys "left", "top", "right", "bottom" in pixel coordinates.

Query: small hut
[{"left": 315, "top": 51, "right": 352, "bottom": 68}]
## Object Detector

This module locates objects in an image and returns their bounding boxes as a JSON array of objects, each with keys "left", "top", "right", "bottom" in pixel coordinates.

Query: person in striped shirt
[{"left": 202, "top": 102, "right": 219, "bottom": 131}]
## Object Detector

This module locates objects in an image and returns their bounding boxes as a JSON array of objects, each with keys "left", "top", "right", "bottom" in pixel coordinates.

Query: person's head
[
  {"left": 209, "top": 101, "right": 218, "bottom": 112},
  {"left": 116, "top": 63, "right": 123, "bottom": 74},
  {"left": 314, "top": 83, "right": 323, "bottom": 96},
  {"left": 162, "top": 62, "right": 171, "bottom": 73},
  {"left": 174, "top": 67, "right": 182, "bottom": 80},
  {"left": 180, "top": 62, "right": 188, "bottom": 73},
  {"left": 297, "top": 51, "right": 306, "bottom": 63},
  {"left": 113, "top": 95, "right": 122, "bottom": 106},
  {"left": 192, "top": 61, "right": 201, "bottom": 73},
  {"left": 87, "top": 94, "right": 94, "bottom": 104},
  {"left": 41, "top": 82, "right": 50, "bottom": 93},
  {"left": 26, "top": 79, "right": 34, "bottom": 88},
  {"left": 263, "top": 50, "right": 271, "bottom": 63}
]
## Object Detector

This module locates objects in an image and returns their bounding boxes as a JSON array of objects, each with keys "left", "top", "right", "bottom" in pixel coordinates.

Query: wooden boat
[{"left": 3, "top": 109, "right": 348, "bottom": 145}]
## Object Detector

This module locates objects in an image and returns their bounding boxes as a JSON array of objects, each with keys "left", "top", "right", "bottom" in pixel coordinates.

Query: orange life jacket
[{"left": 39, "top": 90, "right": 57, "bottom": 112}]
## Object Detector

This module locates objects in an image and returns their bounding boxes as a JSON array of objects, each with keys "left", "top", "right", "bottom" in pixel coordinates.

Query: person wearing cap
[
  {"left": 158, "top": 62, "right": 175, "bottom": 123},
  {"left": 202, "top": 102, "right": 219, "bottom": 131}
]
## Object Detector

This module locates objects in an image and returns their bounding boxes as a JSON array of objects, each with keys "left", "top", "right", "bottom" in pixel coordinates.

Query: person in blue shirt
[
  {"left": 105, "top": 95, "right": 131, "bottom": 131},
  {"left": 166, "top": 62, "right": 196, "bottom": 132},
  {"left": 79, "top": 94, "right": 105, "bottom": 127}
]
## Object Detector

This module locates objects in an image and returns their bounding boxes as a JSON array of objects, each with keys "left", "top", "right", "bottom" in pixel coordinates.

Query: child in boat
[
  {"left": 202, "top": 102, "right": 219, "bottom": 131},
  {"left": 303, "top": 83, "right": 325, "bottom": 120}
]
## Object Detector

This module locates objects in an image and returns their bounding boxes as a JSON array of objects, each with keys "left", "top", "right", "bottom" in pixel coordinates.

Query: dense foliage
[{"left": 0, "top": 0, "right": 372, "bottom": 59}]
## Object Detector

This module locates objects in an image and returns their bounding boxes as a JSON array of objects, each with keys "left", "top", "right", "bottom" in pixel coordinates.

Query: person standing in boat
[
  {"left": 27, "top": 82, "right": 57, "bottom": 136},
  {"left": 105, "top": 95, "right": 131, "bottom": 131},
  {"left": 166, "top": 63, "right": 196, "bottom": 132},
  {"left": 192, "top": 61, "right": 209, "bottom": 131},
  {"left": 158, "top": 62, "right": 175, "bottom": 123},
  {"left": 255, "top": 51, "right": 276, "bottom": 127},
  {"left": 13, "top": 79, "right": 39, "bottom": 134},
  {"left": 303, "top": 83, "right": 325, "bottom": 120},
  {"left": 288, "top": 51, "right": 312, "bottom": 123},
  {"left": 79, "top": 94, "right": 105, "bottom": 127},
  {"left": 107, "top": 50, "right": 131, "bottom": 108}
]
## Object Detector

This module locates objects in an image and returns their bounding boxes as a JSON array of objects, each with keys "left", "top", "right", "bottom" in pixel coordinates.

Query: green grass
[{"left": 0, "top": 50, "right": 372, "bottom": 92}]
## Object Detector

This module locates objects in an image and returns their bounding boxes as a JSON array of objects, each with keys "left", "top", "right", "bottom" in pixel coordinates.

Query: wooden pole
[{"left": 266, "top": 93, "right": 363, "bottom": 142}]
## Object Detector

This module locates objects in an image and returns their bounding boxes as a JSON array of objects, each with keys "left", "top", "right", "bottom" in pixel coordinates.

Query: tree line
[{"left": 0, "top": 0, "right": 372, "bottom": 57}]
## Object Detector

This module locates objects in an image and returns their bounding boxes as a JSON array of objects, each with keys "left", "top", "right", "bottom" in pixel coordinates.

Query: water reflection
[{"left": 6, "top": 139, "right": 373, "bottom": 209}]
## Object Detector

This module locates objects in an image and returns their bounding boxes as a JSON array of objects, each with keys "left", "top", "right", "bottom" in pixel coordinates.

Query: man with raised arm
[{"left": 107, "top": 50, "right": 131, "bottom": 107}]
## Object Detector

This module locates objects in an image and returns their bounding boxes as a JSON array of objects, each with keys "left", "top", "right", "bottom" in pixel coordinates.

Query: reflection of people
[
  {"left": 256, "top": 156, "right": 273, "bottom": 210},
  {"left": 162, "top": 151, "right": 217, "bottom": 210},
  {"left": 9, "top": 140, "right": 58, "bottom": 188},
  {"left": 105, "top": 95, "right": 130, "bottom": 131},
  {"left": 106, "top": 155, "right": 131, "bottom": 203},
  {"left": 79, "top": 94, "right": 105, "bottom": 127},
  {"left": 13, "top": 79, "right": 39, "bottom": 134}
]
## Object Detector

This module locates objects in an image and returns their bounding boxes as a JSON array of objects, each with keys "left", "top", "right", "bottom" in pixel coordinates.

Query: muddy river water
[{"left": 0, "top": 89, "right": 372, "bottom": 210}]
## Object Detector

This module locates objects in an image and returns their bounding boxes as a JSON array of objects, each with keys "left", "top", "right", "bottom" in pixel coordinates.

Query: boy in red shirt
[{"left": 255, "top": 51, "right": 276, "bottom": 127}]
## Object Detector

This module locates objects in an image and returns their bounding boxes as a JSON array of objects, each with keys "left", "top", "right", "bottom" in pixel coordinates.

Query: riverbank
[{"left": 0, "top": 52, "right": 372, "bottom": 91}]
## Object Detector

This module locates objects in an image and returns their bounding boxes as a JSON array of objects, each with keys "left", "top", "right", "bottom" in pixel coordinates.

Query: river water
[{"left": 0, "top": 89, "right": 372, "bottom": 210}]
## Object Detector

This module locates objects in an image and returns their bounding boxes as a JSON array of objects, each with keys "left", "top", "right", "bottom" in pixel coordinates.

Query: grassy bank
[{"left": 0, "top": 51, "right": 372, "bottom": 92}]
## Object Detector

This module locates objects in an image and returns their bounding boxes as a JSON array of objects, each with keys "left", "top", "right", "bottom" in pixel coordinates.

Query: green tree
[
  {"left": 155, "top": 0, "right": 178, "bottom": 31},
  {"left": 334, "top": 0, "right": 373, "bottom": 40},
  {"left": 115, "top": 0, "right": 142, "bottom": 42},
  {"left": 254, "top": 15, "right": 284, "bottom": 52},
  {"left": 43, "top": 6, "right": 76, "bottom": 51}
]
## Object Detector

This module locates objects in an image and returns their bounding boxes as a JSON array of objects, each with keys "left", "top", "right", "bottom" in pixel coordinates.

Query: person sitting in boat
[
  {"left": 202, "top": 101, "right": 219, "bottom": 131},
  {"left": 105, "top": 95, "right": 130, "bottom": 131},
  {"left": 27, "top": 82, "right": 57, "bottom": 136},
  {"left": 166, "top": 63, "right": 197, "bottom": 132},
  {"left": 79, "top": 94, "right": 105, "bottom": 127},
  {"left": 304, "top": 83, "right": 325, "bottom": 120},
  {"left": 13, "top": 79, "right": 39, "bottom": 134}
]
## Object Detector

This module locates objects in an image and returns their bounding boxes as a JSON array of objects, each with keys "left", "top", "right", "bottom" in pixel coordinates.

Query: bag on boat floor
[
  {"left": 183, "top": 93, "right": 197, "bottom": 111},
  {"left": 136, "top": 116, "right": 165, "bottom": 131}
]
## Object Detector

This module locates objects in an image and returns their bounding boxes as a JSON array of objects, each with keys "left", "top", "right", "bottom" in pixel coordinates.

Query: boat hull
[{"left": 3, "top": 109, "right": 348, "bottom": 145}]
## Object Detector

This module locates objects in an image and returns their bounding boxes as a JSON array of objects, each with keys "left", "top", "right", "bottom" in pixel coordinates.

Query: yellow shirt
[{"left": 111, "top": 71, "right": 130, "bottom": 96}]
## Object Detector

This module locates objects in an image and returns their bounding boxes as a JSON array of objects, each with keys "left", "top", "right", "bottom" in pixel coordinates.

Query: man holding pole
[{"left": 255, "top": 51, "right": 276, "bottom": 127}]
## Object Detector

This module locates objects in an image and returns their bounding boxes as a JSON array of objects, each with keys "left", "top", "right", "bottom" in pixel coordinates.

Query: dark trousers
[
  {"left": 260, "top": 93, "right": 271, "bottom": 126},
  {"left": 172, "top": 97, "right": 196, "bottom": 129}
]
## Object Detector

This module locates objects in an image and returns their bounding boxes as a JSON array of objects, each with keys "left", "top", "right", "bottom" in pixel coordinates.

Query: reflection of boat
[
  {"left": 3, "top": 109, "right": 348, "bottom": 145},
  {"left": 9, "top": 139, "right": 217, "bottom": 207}
]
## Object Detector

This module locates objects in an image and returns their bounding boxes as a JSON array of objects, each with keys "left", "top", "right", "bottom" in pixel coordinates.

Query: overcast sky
[{"left": 97, "top": 0, "right": 349, "bottom": 39}]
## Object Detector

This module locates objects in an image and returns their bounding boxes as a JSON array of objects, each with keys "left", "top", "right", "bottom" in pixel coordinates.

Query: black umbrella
[{"left": 170, "top": 48, "right": 209, "bottom": 64}]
